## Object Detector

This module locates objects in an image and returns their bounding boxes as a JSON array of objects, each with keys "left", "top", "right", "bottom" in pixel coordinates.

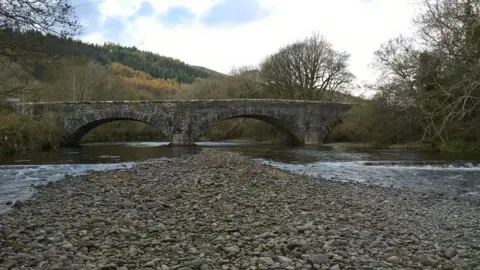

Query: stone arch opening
[
  {"left": 64, "top": 117, "right": 165, "bottom": 145},
  {"left": 197, "top": 114, "right": 302, "bottom": 145}
]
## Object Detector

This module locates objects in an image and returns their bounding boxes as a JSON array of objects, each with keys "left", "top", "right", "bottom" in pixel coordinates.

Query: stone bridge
[{"left": 22, "top": 99, "right": 352, "bottom": 145}]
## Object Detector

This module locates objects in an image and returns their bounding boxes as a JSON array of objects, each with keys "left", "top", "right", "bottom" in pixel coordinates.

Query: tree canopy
[{"left": 260, "top": 33, "right": 355, "bottom": 100}]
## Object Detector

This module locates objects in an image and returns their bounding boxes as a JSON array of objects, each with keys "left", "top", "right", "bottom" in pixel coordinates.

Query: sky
[{"left": 72, "top": 0, "right": 417, "bottom": 96}]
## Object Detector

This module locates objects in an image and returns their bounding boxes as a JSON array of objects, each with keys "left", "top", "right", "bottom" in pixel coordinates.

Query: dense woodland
[
  {"left": 1, "top": 0, "right": 479, "bottom": 155},
  {"left": 1, "top": 29, "right": 209, "bottom": 84}
]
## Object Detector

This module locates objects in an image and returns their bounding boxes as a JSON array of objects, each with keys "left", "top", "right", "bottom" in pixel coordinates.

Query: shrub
[
  {"left": 0, "top": 110, "right": 62, "bottom": 155},
  {"left": 329, "top": 99, "right": 423, "bottom": 146}
]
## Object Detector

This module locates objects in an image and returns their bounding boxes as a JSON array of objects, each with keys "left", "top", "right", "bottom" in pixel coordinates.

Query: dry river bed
[{"left": 1, "top": 150, "right": 480, "bottom": 270}]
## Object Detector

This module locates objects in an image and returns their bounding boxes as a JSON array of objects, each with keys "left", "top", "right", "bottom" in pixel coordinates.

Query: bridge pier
[
  {"left": 171, "top": 133, "right": 196, "bottom": 146},
  {"left": 303, "top": 132, "right": 326, "bottom": 145}
]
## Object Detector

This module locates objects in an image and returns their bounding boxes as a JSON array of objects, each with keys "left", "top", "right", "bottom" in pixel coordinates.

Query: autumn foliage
[{"left": 109, "top": 63, "right": 179, "bottom": 97}]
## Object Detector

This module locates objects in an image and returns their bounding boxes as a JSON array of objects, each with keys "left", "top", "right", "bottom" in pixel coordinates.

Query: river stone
[
  {"left": 144, "top": 259, "right": 160, "bottom": 267},
  {"left": 309, "top": 254, "right": 329, "bottom": 265},
  {"left": 258, "top": 257, "right": 274, "bottom": 266},
  {"left": 99, "top": 263, "right": 117, "bottom": 270},
  {"left": 442, "top": 248, "right": 457, "bottom": 259},
  {"left": 1, "top": 258, "right": 16, "bottom": 268},
  {"left": 189, "top": 258, "right": 203, "bottom": 269},
  {"left": 457, "top": 249, "right": 469, "bottom": 258},
  {"left": 223, "top": 245, "right": 240, "bottom": 254},
  {"left": 61, "top": 241, "right": 73, "bottom": 250},
  {"left": 331, "top": 264, "right": 340, "bottom": 270},
  {"left": 386, "top": 256, "right": 401, "bottom": 264},
  {"left": 296, "top": 222, "right": 314, "bottom": 232},
  {"left": 277, "top": 256, "right": 292, "bottom": 264}
]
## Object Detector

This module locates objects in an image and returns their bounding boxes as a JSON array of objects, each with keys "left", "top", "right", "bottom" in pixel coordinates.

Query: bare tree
[
  {"left": 0, "top": 0, "right": 82, "bottom": 98},
  {"left": 224, "top": 66, "right": 266, "bottom": 98},
  {"left": 372, "top": 36, "right": 423, "bottom": 106},
  {"left": 260, "top": 32, "right": 355, "bottom": 101},
  {"left": 0, "top": 0, "right": 81, "bottom": 34},
  {"left": 40, "top": 57, "right": 130, "bottom": 102},
  {"left": 413, "top": 0, "right": 480, "bottom": 144},
  {"left": 373, "top": 0, "right": 480, "bottom": 146}
]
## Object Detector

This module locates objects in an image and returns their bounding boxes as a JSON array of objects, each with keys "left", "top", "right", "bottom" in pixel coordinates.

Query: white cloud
[
  {"left": 80, "top": 0, "right": 417, "bottom": 96},
  {"left": 99, "top": 0, "right": 139, "bottom": 19}
]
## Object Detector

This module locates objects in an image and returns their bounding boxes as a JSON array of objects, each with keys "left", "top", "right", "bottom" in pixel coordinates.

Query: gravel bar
[{"left": 1, "top": 150, "right": 479, "bottom": 270}]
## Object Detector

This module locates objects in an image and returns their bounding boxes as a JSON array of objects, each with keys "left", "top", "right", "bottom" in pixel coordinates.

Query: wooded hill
[
  {"left": 2, "top": 29, "right": 360, "bottom": 103},
  {"left": 2, "top": 29, "right": 210, "bottom": 84}
]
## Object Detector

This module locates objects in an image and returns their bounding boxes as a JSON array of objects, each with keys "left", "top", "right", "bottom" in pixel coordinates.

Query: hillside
[
  {"left": 2, "top": 29, "right": 362, "bottom": 103},
  {"left": 192, "top": 66, "right": 228, "bottom": 79},
  {"left": 1, "top": 29, "right": 211, "bottom": 84}
]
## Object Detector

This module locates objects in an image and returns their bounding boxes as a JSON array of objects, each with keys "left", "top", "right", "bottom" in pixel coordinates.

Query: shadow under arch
[
  {"left": 64, "top": 117, "right": 165, "bottom": 146},
  {"left": 197, "top": 114, "right": 303, "bottom": 145}
]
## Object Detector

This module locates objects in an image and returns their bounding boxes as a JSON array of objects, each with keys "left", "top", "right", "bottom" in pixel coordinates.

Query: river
[{"left": 1, "top": 141, "right": 480, "bottom": 212}]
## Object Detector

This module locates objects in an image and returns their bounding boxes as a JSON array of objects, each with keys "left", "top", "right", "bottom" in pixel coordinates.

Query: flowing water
[{"left": 1, "top": 141, "right": 480, "bottom": 213}]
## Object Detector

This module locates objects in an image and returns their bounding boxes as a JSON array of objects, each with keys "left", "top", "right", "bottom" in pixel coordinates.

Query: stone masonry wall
[{"left": 23, "top": 99, "right": 352, "bottom": 145}]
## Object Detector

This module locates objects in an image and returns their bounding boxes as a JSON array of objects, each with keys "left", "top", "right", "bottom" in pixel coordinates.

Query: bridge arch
[
  {"left": 62, "top": 111, "right": 172, "bottom": 145},
  {"left": 192, "top": 109, "right": 306, "bottom": 145}
]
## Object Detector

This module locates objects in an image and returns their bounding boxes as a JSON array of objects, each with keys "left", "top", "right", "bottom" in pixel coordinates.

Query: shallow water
[{"left": 1, "top": 141, "right": 480, "bottom": 212}]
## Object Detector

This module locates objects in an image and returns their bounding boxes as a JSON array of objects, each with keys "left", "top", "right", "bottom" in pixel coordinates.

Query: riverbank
[
  {"left": 1, "top": 150, "right": 479, "bottom": 269},
  {"left": 0, "top": 109, "right": 62, "bottom": 155},
  {"left": 363, "top": 141, "right": 480, "bottom": 154},
  {"left": 324, "top": 142, "right": 429, "bottom": 151}
]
